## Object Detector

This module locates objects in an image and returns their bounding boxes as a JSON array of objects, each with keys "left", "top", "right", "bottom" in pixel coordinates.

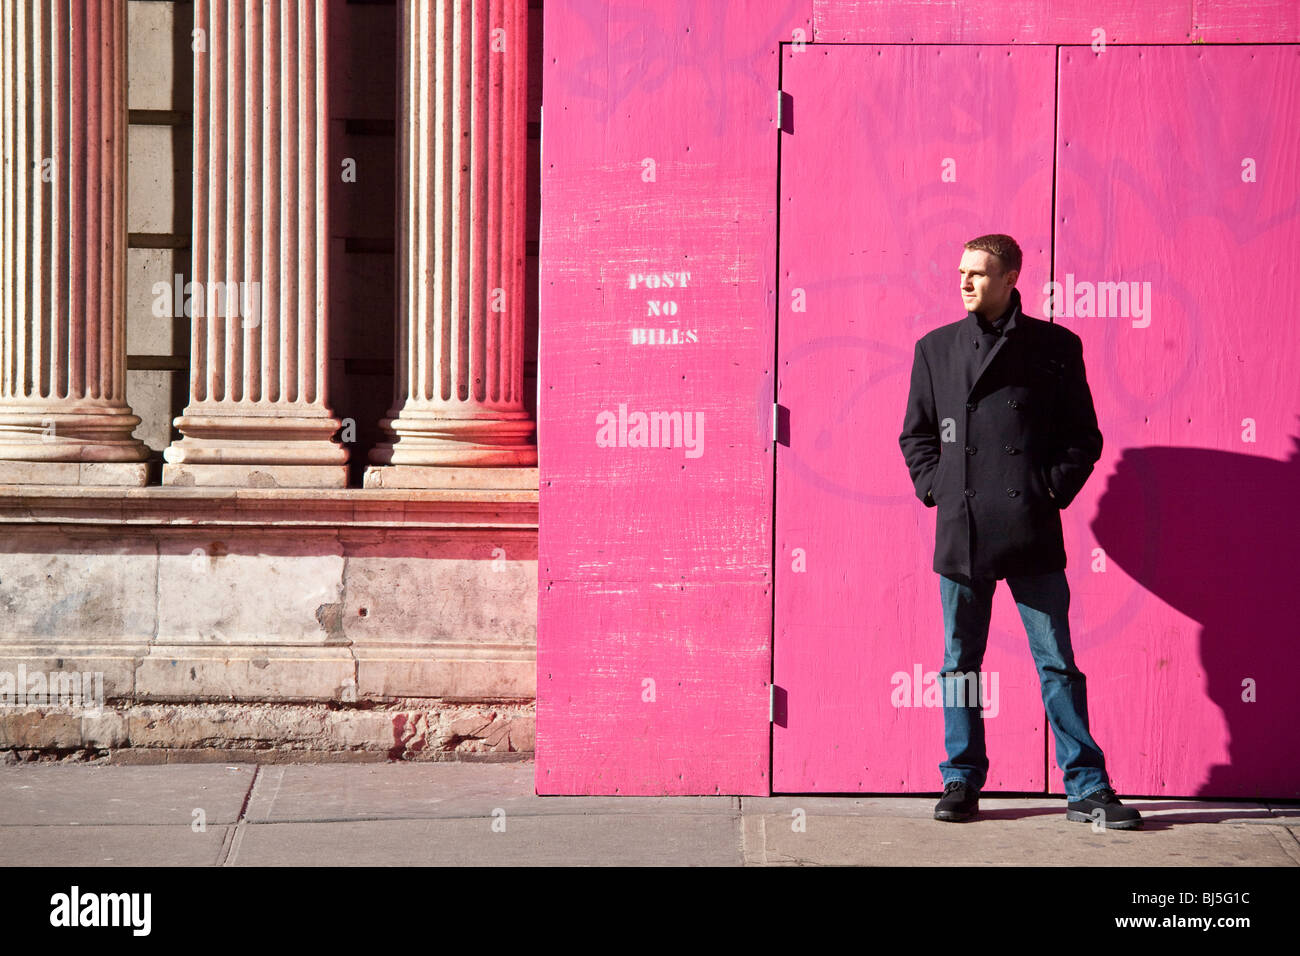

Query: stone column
[
  {"left": 365, "top": 0, "right": 536, "bottom": 488},
  {"left": 0, "top": 0, "right": 150, "bottom": 485},
  {"left": 162, "top": 0, "right": 347, "bottom": 487}
]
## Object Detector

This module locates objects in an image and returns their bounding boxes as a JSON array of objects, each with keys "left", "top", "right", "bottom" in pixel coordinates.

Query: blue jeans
[{"left": 938, "top": 570, "right": 1111, "bottom": 803}]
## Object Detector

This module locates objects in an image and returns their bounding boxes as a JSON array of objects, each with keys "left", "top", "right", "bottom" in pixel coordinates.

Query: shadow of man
[{"left": 1091, "top": 429, "right": 1300, "bottom": 798}]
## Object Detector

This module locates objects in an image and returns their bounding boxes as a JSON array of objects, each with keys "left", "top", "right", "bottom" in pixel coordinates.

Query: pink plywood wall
[
  {"left": 1056, "top": 46, "right": 1300, "bottom": 798},
  {"left": 813, "top": 0, "right": 1299, "bottom": 43},
  {"left": 538, "top": 0, "right": 1300, "bottom": 797},
  {"left": 536, "top": 0, "right": 815, "bottom": 795}
]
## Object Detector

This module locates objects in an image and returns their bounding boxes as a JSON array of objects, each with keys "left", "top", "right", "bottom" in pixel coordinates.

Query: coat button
[
  {"left": 1004, "top": 444, "right": 1016, "bottom": 454},
  {"left": 964, "top": 488, "right": 975, "bottom": 497},
  {"left": 1007, "top": 399, "right": 1020, "bottom": 409},
  {"left": 1007, "top": 489, "right": 1020, "bottom": 497},
  {"left": 965, "top": 445, "right": 976, "bottom": 455},
  {"left": 966, "top": 401, "right": 977, "bottom": 411}
]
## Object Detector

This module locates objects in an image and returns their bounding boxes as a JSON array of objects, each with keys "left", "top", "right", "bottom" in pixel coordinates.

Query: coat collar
[
  {"left": 962, "top": 286, "right": 1022, "bottom": 338},
  {"left": 963, "top": 286, "right": 1022, "bottom": 397}
]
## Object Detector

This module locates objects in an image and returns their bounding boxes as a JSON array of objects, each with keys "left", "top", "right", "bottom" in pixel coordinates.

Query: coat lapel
[{"left": 966, "top": 290, "right": 1021, "bottom": 399}]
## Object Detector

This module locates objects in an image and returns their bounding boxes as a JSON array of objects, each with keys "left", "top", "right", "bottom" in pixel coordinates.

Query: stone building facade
[{"left": 0, "top": 0, "right": 541, "bottom": 760}]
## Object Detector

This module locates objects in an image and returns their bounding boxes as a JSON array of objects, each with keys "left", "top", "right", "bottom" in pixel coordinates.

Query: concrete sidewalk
[{"left": 1, "top": 760, "right": 1298, "bottom": 866}]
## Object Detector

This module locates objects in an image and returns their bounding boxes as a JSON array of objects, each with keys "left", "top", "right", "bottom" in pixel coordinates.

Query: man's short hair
[{"left": 964, "top": 234, "right": 1022, "bottom": 276}]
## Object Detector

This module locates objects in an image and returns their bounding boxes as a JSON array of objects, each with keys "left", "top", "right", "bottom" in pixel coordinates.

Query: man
[{"left": 898, "top": 234, "right": 1140, "bottom": 830}]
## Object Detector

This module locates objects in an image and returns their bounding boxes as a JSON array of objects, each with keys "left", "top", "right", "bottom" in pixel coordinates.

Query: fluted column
[
  {"left": 365, "top": 0, "right": 535, "bottom": 488},
  {"left": 162, "top": 0, "right": 347, "bottom": 487},
  {"left": 0, "top": 0, "right": 149, "bottom": 485}
]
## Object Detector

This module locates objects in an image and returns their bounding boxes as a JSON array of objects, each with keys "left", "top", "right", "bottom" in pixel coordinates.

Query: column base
[
  {"left": 369, "top": 409, "right": 537, "bottom": 468},
  {"left": 368, "top": 446, "right": 538, "bottom": 468},
  {"left": 0, "top": 408, "right": 151, "bottom": 485},
  {"left": 162, "top": 411, "right": 350, "bottom": 488},
  {"left": 363, "top": 464, "right": 539, "bottom": 490}
]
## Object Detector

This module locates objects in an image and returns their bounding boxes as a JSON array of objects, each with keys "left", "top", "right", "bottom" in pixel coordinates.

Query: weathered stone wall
[
  {"left": 1, "top": 1, "right": 544, "bottom": 759},
  {"left": 0, "top": 488, "right": 538, "bottom": 757},
  {"left": 2, "top": 700, "right": 535, "bottom": 763}
]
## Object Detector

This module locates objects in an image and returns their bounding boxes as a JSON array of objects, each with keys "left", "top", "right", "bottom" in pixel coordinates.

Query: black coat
[{"left": 899, "top": 287, "right": 1103, "bottom": 580}]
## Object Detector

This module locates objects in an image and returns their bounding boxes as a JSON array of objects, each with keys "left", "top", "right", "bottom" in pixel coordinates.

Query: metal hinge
[
  {"left": 777, "top": 90, "right": 792, "bottom": 132},
  {"left": 772, "top": 403, "right": 779, "bottom": 442},
  {"left": 769, "top": 684, "right": 775, "bottom": 722}
]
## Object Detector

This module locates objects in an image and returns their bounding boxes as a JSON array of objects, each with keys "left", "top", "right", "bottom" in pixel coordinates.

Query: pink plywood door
[{"left": 773, "top": 45, "right": 1058, "bottom": 792}]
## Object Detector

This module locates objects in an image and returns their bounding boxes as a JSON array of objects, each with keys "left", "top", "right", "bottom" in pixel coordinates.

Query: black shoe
[
  {"left": 1066, "top": 787, "right": 1142, "bottom": 829},
  {"left": 934, "top": 780, "right": 979, "bottom": 821}
]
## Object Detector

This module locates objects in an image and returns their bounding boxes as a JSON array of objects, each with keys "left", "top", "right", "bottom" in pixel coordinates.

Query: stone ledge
[
  {"left": 0, "top": 461, "right": 150, "bottom": 487},
  {"left": 0, "top": 479, "right": 539, "bottom": 528},
  {"left": 364, "top": 465, "right": 540, "bottom": 490},
  {"left": 0, "top": 647, "right": 537, "bottom": 703},
  {"left": 3, "top": 748, "right": 533, "bottom": 765},
  {"left": 0, "top": 700, "right": 537, "bottom": 759},
  {"left": 162, "top": 462, "right": 350, "bottom": 488}
]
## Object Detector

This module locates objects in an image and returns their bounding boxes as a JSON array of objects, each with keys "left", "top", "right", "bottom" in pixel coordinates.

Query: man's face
[{"left": 958, "top": 249, "right": 1018, "bottom": 318}]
